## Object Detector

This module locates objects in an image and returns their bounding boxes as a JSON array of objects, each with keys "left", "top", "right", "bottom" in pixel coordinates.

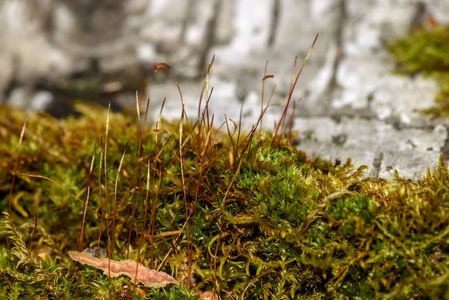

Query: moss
[
  {"left": 387, "top": 24, "right": 449, "bottom": 116},
  {"left": 3, "top": 42, "right": 449, "bottom": 298}
]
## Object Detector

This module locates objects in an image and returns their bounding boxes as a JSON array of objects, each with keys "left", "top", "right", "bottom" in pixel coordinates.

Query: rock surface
[{"left": 1, "top": 0, "right": 449, "bottom": 179}]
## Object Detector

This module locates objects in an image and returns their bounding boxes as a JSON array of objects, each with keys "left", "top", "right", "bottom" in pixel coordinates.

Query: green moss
[
  {"left": 3, "top": 51, "right": 449, "bottom": 298},
  {"left": 388, "top": 24, "right": 449, "bottom": 115}
]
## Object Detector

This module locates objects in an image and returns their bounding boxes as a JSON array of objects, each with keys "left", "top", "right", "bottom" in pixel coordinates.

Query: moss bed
[{"left": 2, "top": 57, "right": 449, "bottom": 299}]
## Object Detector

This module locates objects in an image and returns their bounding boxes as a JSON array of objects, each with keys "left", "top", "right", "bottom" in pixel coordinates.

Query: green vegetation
[
  {"left": 388, "top": 24, "right": 449, "bottom": 116},
  {"left": 2, "top": 38, "right": 449, "bottom": 299}
]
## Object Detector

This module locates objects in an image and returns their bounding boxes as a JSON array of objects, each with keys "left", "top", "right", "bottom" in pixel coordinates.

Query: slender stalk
[
  {"left": 96, "top": 136, "right": 104, "bottom": 259},
  {"left": 110, "top": 143, "right": 128, "bottom": 259},
  {"left": 259, "top": 61, "right": 274, "bottom": 137},
  {"left": 9, "top": 116, "right": 28, "bottom": 216},
  {"left": 149, "top": 97, "right": 166, "bottom": 269},
  {"left": 23, "top": 174, "right": 98, "bottom": 215},
  {"left": 78, "top": 144, "right": 96, "bottom": 252},
  {"left": 104, "top": 101, "right": 111, "bottom": 278},
  {"left": 28, "top": 214, "right": 38, "bottom": 251},
  {"left": 272, "top": 33, "right": 318, "bottom": 147}
]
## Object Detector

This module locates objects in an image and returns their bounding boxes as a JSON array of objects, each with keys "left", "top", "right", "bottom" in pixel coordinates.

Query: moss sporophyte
[{"left": 2, "top": 34, "right": 449, "bottom": 299}]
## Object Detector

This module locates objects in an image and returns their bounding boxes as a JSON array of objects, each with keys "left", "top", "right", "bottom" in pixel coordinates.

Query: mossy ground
[{"left": 2, "top": 55, "right": 449, "bottom": 299}]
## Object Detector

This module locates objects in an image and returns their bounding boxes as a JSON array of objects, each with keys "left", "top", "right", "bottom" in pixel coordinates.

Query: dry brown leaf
[{"left": 68, "top": 251, "right": 178, "bottom": 288}]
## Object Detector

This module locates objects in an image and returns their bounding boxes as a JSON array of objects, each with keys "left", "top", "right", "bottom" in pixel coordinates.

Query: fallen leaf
[{"left": 68, "top": 251, "right": 178, "bottom": 288}]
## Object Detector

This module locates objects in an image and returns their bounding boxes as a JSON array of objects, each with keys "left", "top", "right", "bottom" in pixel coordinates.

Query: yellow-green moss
[{"left": 2, "top": 55, "right": 449, "bottom": 298}]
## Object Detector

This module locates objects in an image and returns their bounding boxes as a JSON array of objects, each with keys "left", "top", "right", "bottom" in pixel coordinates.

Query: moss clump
[
  {"left": 3, "top": 55, "right": 449, "bottom": 298},
  {"left": 388, "top": 24, "right": 449, "bottom": 116}
]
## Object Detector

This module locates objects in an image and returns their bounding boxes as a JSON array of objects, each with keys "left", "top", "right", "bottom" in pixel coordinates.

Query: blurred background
[{"left": 1, "top": 0, "right": 449, "bottom": 178}]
